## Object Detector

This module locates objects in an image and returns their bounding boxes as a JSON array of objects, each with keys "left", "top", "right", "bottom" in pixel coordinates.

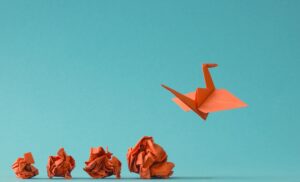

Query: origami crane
[
  {"left": 12, "top": 152, "right": 39, "bottom": 179},
  {"left": 162, "top": 63, "right": 247, "bottom": 120}
]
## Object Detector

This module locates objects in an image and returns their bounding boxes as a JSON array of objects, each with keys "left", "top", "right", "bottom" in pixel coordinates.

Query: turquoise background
[{"left": 0, "top": 0, "right": 299, "bottom": 181}]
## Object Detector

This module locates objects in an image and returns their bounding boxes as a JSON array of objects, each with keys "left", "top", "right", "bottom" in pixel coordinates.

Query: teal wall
[{"left": 0, "top": 0, "right": 299, "bottom": 180}]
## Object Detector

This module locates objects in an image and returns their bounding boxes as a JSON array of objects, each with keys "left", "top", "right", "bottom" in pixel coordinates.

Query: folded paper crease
[
  {"left": 47, "top": 148, "right": 75, "bottom": 179},
  {"left": 12, "top": 152, "right": 39, "bottom": 179},
  {"left": 83, "top": 146, "right": 121, "bottom": 178},
  {"left": 127, "top": 136, "right": 175, "bottom": 179}
]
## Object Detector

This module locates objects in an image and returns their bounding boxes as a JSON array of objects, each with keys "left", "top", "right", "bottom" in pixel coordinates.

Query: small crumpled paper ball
[
  {"left": 47, "top": 148, "right": 75, "bottom": 179},
  {"left": 12, "top": 152, "right": 39, "bottom": 179},
  {"left": 83, "top": 146, "right": 121, "bottom": 178},
  {"left": 127, "top": 136, "right": 175, "bottom": 179}
]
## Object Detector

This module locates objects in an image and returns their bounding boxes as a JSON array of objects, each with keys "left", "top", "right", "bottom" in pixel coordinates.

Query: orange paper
[
  {"left": 47, "top": 148, "right": 75, "bottom": 179},
  {"left": 83, "top": 146, "right": 121, "bottom": 178},
  {"left": 127, "top": 136, "right": 175, "bottom": 179},
  {"left": 12, "top": 152, "right": 39, "bottom": 179},
  {"left": 162, "top": 63, "right": 247, "bottom": 120}
]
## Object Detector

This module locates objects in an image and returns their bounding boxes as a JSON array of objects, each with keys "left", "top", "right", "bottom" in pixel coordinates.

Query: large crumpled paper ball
[
  {"left": 127, "top": 136, "right": 175, "bottom": 179},
  {"left": 83, "top": 146, "right": 121, "bottom": 178},
  {"left": 12, "top": 152, "right": 39, "bottom": 179},
  {"left": 47, "top": 148, "right": 75, "bottom": 179}
]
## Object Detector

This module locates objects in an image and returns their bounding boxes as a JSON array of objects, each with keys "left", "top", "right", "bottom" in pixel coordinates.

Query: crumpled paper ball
[
  {"left": 83, "top": 146, "right": 121, "bottom": 178},
  {"left": 127, "top": 136, "right": 175, "bottom": 179},
  {"left": 12, "top": 152, "right": 39, "bottom": 179},
  {"left": 47, "top": 148, "right": 75, "bottom": 179}
]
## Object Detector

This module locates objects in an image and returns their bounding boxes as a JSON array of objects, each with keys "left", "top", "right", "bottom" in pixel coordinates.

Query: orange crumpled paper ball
[
  {"left": 47, "top": 148, "right": 75, "bottom": 179},
  {"left": 83, "top": 146, "right": 121, "bottom": 178},
  {"left": 127, "top": 136, "right": 175, "bottom": 179},
  {"left": 12, "top": 152, "right": 39, "bottom": 179}
]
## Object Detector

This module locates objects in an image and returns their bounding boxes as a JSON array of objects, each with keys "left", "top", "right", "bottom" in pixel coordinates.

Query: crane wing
[
  {"left": 172, "top": 92, "right": 195, "bottom": 111},
  {"left": 198, "top": 89, "right": 247, "bottom": 113}
]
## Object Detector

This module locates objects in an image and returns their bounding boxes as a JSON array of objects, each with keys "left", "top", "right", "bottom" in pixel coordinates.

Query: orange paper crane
[{"left": 162, "top": 63, "right": 247, "bottom": 120}]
